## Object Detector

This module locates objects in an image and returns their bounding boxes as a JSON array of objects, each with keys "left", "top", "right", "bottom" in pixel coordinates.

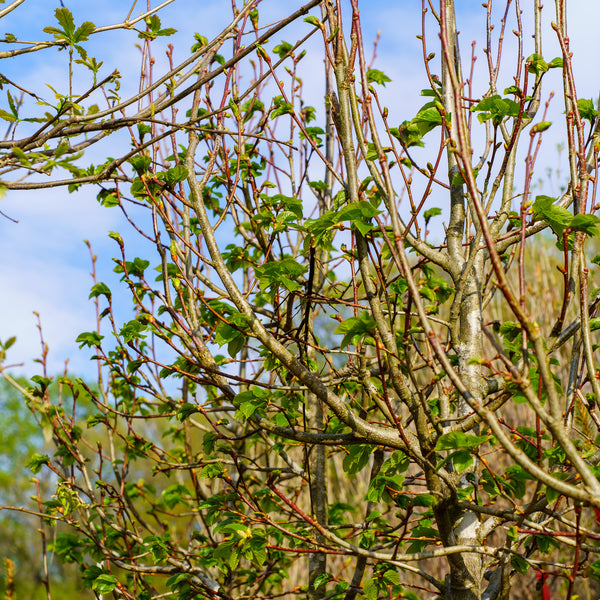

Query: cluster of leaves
[
  {"left": 44, "top": 8, "right": 95, "bottom": 59},
  {"left": 533, "top": 195, "right": 600, "bottom": 247}
]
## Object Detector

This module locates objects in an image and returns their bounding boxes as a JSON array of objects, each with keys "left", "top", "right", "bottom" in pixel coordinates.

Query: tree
[
  {"left": 0, "top": 375, "right": 91, "bottom": 599},
  {"left": 2, "top": 1, "right": 600, "bottom": 599}
]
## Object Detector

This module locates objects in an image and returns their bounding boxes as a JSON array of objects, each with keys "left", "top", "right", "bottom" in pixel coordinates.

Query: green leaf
[
  {"left": 451, "top": 167, "right": 480, "bottom": 186},
  {"left": 190, "top": 33, "right": 208, "bottom": 52},
  {"left": 270, "top": 95, "right": 294, "bottom": 120},
  {"left": 92, "top": 574, "right": 118, "bottom": 594},
  {"left": 119, "top": 319, "right": 147, "bottom": 344},
  {"left": 382, "top": 569, "right": 400, "bottom": 586},
  {"left": 137, "top": 123, "right": 152, "bottom": 138},
  {"left": 313, "top": 573, "right": 332, "bottom": 590},
  {"left": 590, "top": 318, "right": 600, "bottom": 332},
  {"left": 451, "top": 450, "right": 474, "bottom": 473},
  {"left": 129, "top": 155, "right": 152, "bottom": 175},
  {"left": 532, "top": 195, "right": 572, "bottom": 237},
  {"left": 510, "top": 554, "right": 529, "bottom": 575},
  {"left": 590, "top": 559, "right": 600, "bottom": 583},
  {"left": 234, "top": 387, "right": 268, "bottom": 421},
  {"left": 238, "top": 400, "right": 261, "bottom": 420},
  {"left": 391, "top": 121, "right": 423, "bottom": 148},
  {"left": 411, "top": 493, "right": 436, "bottom": 507},
  {"left": 545, "top": 482, "right": 561, "bottom": 504},
  {"left": 499, "top": 320, "right": 521, "bottom": 341},
  {"left": 406, "top": 521, "right": 439, "bottom": 552},
  {"left": 145, "top": 534, "right": 171, "bottom": 562},
  {"left": 76, "top": 331, "right": 104, "bottom": 348},
  {"left": 531, "top": 121, "right": 551, "bottom": 133},
  {"left": 89, "top": 282, "right": 111, "bottom": 299},
  {"left": 139, "top": 15, "right": 177, "bottom": 40},
  {"left": 342, "top": 445, "right": 373, "bottom": 475},
  {"left": 11, "top": 146, "right": 30, "bottom": 166},
  {"left": 199, "top": 462, "right": 224, "bottom": 478},
  {"left": 305, "top": 212, "right": 336, "bottom": 249},
  {"left": 0, "top": 109, "right": 16, "bottom": 123},
  {"left": 48, "top": 533, "right": 84, "bottom": 563},
  {"left": 176, "top": 403, "right": 199, "bottom": 422},
  {"left": 27, "top": 453, "right": 50, "bottom": 474},
  {"left": 335, "top": 311, "right": 376, "bottom": 348},
  {"left": 43, "top": 8, "right": 74, "bottom": 40},
  {"left": 55, "top": 8, "right": 75, "bottom": 36},
  {"left": 119, "top": 257, "right": 150, "bottom": 278},
  {"left": 273, "top": 40, "right": 293, "bottom": 59},
  {"left": 240, "top": 99, "right": 264, "bottom": 124},
  {"left": 391, "top": 101, "right": 443, "bottom": 147},
  {"left": 73, "top": 21, "right": 95, "bottom": 44},
  {"left": 300, "top": 126, "right": 325, "bottom": 146},
  {"left": 304, "top": 15, "right": 321, "bottom": 27},
  {"left": 363, "top": 577, "right": 378, "bottom": 600},
  {"left": 471, "top": 94, "right": 520, "bottom": 125},
  {"left": 4, "top": 91, "right": 17, "bottom": 117},
  {"left": 424, "top": 207, "right": 441, "bottom": 222},
  {"left": 82, "top": 566, "right": 103, "bottom": 588},
  {"left": 108, "top": 230, "right": 123, "bottom": 244},
  {"left": 228, "top": 546, "right": 240, "bottom": 569},
  {"left": 366, "top": 69, "right": 391, "bottom": 86},
  {"left": 578, "top": 98, "right": 599, "bottom": 122},
  {"left": 255, "top": 257, "right": 307, "bottom": 292},
  {"left": 164, "top": 165, "right": 188, "bottom": 186},
  {"left": 97, "top": 188, "right": 119, "bottom": 207},
  {"left": 436, "top": 431, "right": 488, "bottom": 450},
  {"left": 570, "top": 213, "right": 600, "bottom": 238},
  {"left": 504, "top": 85, "right": 523, "bottom": 96},
  {"left": 43, "top": 8, "right": 94, "bottom": 45},
  {"left": 335, "top": 200, "right": 382, "bottom": 235},
  {"left": 505, "top": 464, "right": 535, "bottom": 498},
  {"left": 365, "top": 143, "right": 379, "bottom": 161},
  {"left": 413, "top": 105, "right": 443, "bottom": 128},
  {"left": 526, "top": 53, "right": 548, "bottom": 75},
  {"left": 126, "top": 358, "right": 143, "bottom": 376},
  {"left": 1, "top": 336, "right": 16, "bottom": 350},
  {"left": 548, "top": 57, "right": 563, "bottom": 68}
]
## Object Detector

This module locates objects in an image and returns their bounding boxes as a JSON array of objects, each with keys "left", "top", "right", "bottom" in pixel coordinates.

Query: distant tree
[
  {"left": 4, "top": 1, "right": 600, "bottom": 599},
  {"left": 0, "top": 375, "right": 91, "bottom": 599}
]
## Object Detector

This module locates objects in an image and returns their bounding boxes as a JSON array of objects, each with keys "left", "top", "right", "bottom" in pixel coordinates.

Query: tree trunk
[{"left": 439, "top": 1, "right": 485, "bottom": 597}]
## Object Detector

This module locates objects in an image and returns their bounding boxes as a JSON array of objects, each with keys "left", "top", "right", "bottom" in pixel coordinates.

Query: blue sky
[{"left": 0, "top": 0, "right": 599, "bottom": 378}]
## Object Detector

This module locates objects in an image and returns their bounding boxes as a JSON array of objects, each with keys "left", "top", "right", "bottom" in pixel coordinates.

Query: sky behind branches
[{"left": 0, "top": 0, "right": 599, "bottom": 377}]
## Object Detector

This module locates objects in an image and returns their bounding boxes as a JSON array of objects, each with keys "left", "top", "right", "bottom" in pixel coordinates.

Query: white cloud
[
  {"left": 0, "top": 186, "right": 124, "bottom": 375},
  {"left": 0, "top": 257, "right": 95, "bottom": 375}
]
